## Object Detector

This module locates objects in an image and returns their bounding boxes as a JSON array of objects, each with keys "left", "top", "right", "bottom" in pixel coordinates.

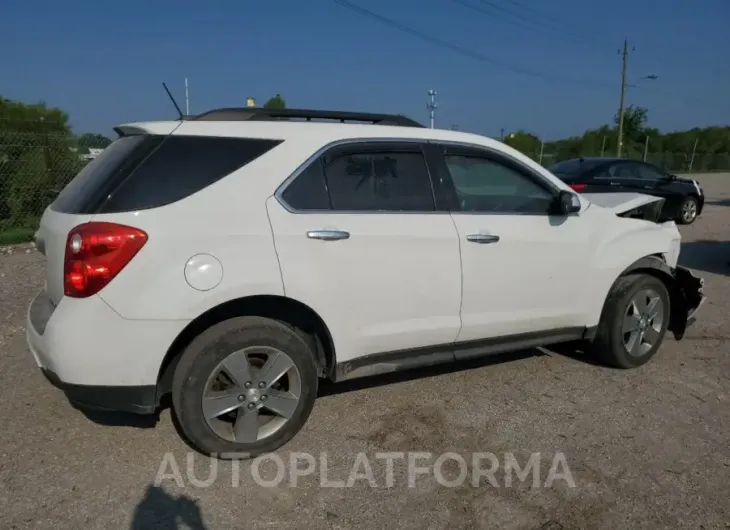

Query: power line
[
  {"left": 333, "top": 0, "right": 615, "bottom": 89},
  {"left": 495, "top": 0, "right": 615, "bottom": 48},
  {"left": 455, "top": 0, "right": 612, "bottom": 50},
  {"left": 333, "top": 0, "right": 714, "bottom": 109}
]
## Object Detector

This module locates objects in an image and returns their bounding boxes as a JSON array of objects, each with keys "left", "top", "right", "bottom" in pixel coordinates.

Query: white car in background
[{"left": 28, "top": 108, "right": 705, "bottom": 458}]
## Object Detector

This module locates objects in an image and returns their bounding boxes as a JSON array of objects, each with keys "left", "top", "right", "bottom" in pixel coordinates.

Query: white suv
[{"left": 27, "top": 108, "right": 705, "bottom": 458}]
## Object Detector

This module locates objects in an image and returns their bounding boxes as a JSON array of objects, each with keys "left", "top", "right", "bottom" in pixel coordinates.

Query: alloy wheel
[
  {"left": 201, "top": 346, "right": 302, "bottom": 443},
  {"left": 622, "top": 289, "right": 664, "bottom": 357}
]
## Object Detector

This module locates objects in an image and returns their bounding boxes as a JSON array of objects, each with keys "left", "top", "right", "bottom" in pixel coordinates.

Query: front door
[{"left": 431, "top": 144, "right": 595, "bottom": 344}]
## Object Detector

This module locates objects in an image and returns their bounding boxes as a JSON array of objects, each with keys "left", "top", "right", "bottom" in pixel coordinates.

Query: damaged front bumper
[{"left": 669, "top": 265, "right": 705, "bottom": 340}]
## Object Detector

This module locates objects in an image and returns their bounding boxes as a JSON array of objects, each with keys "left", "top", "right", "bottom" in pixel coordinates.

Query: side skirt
[{"left": 334, "top": 327, "right": 590, "bottom": 383}]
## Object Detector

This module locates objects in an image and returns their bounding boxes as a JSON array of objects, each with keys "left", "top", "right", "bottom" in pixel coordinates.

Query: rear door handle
[
  {"left": 466, "top": 234, "right": 500, "bottom": 244},
  {"left": 307, "top": 229, "right": 350, "bottom": 241}
]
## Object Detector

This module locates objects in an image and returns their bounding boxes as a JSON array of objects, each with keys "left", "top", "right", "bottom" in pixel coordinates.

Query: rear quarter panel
[{"left": 87, "top": 139, "right": 324, "bottom": 321}]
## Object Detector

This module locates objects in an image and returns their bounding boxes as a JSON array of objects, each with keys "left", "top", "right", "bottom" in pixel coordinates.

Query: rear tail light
[
  {"left": 64, "top": 222, "right": 148, "bottom": 298},
  {"left": 569, "top": 183, "right": 587, "bottom": 192}
]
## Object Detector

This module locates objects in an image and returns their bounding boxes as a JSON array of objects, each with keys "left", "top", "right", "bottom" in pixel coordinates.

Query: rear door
[{"left": 267, "top": 141, "right": 462, "bottom": 364}]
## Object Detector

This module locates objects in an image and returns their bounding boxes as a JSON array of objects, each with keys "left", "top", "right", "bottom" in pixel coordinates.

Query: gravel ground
[{"left": 1, "top": 174, "right": 729, "bottom": 530}]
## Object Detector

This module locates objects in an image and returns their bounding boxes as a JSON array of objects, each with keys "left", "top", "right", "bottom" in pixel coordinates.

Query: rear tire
[
  {"left": 677, "top": 196, "right": 699, "bottom": 225},
  {"left": 171, "top": 316, "right": 319, "bottom": 459},
  {"left": 590, "top": 273, "right": 670, "bottom": 369}
]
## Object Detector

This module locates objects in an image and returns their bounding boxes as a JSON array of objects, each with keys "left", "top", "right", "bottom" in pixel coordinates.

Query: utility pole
[
  {"left": 616, "top": 39, "right": 631, "bottom": 158},
  {"left": 538, "top": 139, "right": 544, "bottom": 165},
  {"left": 600, "top": 135, "right": 607, "bottom": 157},
  {"left": 643, "top": 135, "right": 649, "bottom": 162},
  {"left": 426, "top": 89, "right": 438, "bottom": 129},
  {"left": 688, "top": 137, "right": 699, "bottom": 173},
  {"left": 184, "top": 77, "right": 190, "bottom": 116},
  {"left": 500, "top": 128, "right": 505, "bottom": 141}
]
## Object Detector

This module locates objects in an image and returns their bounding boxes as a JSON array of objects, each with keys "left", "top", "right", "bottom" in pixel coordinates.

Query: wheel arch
[
  {"left": 592, "top": 254, "right": 688, "bottom": 341},
  {"left": 155, "top": 294, "right": 336, "bottom": 402}
]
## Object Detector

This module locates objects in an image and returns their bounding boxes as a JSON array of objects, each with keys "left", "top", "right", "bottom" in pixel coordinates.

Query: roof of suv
[{"left": 116, "top": 106, "right": 503, "bottom": 150}]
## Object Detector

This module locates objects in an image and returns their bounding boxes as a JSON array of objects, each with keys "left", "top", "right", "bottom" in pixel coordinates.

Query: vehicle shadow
[
  {"left": 679, "top": 240, "right": 730, "bottom": 276},
  {"left": 130, "top": 484, "right": 207, "bottom": 529},
  {"left": 707, "top": 198, "right": 730, "bottom": 207}
]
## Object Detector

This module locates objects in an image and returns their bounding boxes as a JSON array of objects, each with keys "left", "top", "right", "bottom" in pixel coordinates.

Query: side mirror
[
  {"left": 558, "top": 190, "right": 581, "bottom": 215},
  {"left": 668, "top": 173, "right": 678, "bottom": 181}
]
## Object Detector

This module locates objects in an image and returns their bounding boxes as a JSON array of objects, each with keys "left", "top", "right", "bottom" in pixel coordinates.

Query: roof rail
[{"left": 188, "top": 107, "right": 424, "bottom": 128}]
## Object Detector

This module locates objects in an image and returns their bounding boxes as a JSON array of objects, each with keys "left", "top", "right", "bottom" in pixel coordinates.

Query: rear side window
[
  {"left": 52, "top": 135, "right": 161, "bottom": 214},
  {"left": 52, "top": 135, "right": 281, "bottom": 214},
  {"left": 100, "top": 136, "right": 281, "bottom": 213}
]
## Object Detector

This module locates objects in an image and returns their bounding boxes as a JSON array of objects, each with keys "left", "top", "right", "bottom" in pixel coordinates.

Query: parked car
[
  {"left": 548, "top": 157, "right": 705, "bottom": 225},
  {"left": 28, "top": 108, "right": 705, "bottom": 458}
]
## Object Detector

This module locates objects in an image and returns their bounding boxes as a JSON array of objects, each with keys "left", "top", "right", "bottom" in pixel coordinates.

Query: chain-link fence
[
  {"left": 0, "top": 121, "right": 89, "bottom": 244},
  {"left": 537, "top": 151, "right": 730, "bottom": 173},
  {"left": 1, "top": 125, "right": 729, "bottom": 245}
]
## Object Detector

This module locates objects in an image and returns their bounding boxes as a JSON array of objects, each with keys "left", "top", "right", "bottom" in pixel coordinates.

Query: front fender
[{"left": 585, "top": 220, "right": 682, "bottom": 326}]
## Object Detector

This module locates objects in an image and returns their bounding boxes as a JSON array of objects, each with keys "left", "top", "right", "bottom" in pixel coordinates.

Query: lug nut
[
  {"left": 238, "top": 395, "right": 245, "bottom": 402},
  {"left": 248, "top": 403, "right": 256, "bottom": 410},
  {"left": 258, "top": 381, "right": 266, "bottom": 389},
  {"left": 244, "top": 381, "right": 253, "bottom": 388},
  {"left": 261, "top": 395, "right": 268, "bottom": 402}
]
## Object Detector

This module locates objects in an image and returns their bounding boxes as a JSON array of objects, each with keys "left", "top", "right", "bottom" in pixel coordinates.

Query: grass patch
[{"left": 0, "top": 226, "right": 35, "bottom": 245}]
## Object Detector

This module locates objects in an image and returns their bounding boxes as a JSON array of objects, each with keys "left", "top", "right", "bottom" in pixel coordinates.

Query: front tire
[
  {"left": 677, "top": 196, "right": 699, "bottom": 225},
  {"left": 590, "top": 273, "right": 670, "bottom": 369},
  {"left": 171, "top": 316, "right": 319, "bottom": 459}
]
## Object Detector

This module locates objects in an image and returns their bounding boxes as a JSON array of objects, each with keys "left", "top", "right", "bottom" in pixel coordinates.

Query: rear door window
[{"left": 52, "top": 135, "right": 282, "bottom": 214}]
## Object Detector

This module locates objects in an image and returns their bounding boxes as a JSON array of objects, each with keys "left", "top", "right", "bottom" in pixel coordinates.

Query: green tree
[
  {"left": 263, "top": 94, "right": 286, "bottom": 109},
  {"left": 0, "top": 97, "right": 83, "bottom": 227},
  {"left": 77, "top": 132, "right": 112, "bottom": 154}
]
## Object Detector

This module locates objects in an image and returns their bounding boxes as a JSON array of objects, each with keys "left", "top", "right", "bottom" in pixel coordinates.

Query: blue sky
[{"left": 2, "top": 0, "right": 728, "bottom": 139}]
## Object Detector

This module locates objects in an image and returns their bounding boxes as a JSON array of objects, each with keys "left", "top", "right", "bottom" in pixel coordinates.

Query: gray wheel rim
[
  {"left": 682, "top": 200, "right": 697, "bottom": 222},
  {"left": 622, "top": 289, "right": 664, "bottom": 357},
  {"left": 202, "top": 346, "right": 302, "bottom": 444}
]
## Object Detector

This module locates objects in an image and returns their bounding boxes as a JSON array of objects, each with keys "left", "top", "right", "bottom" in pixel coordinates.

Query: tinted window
[
  {"left": 604, "top": 162, "right": 638, "bottom": 179},
  {"left": 445, "top": 155, "right": 554, "bottom": 214},
  {"left": 52, "top": 135, "right": 162, "bottom": 214},
  {"left": 100, "top": 136, "right": 281, "bottom": 213},
  {"left": 548, "top": 158, "right": 602, "bottom": 177},
  {"left": 281, "top": 160, "right": 330, "bottom": 210},
  {"left": 324, "top": 149, "right": 435, "bottom": 211},
  {"left": 635, "top": 163, "right": 666, "bottom": 181}
]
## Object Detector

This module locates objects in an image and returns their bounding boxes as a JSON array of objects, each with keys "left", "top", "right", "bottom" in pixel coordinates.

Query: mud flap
[{"left": 669, "top": 266, "right": 705, "bottom": 340}]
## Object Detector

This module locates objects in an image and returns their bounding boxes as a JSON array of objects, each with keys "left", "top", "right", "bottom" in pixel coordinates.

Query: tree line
[
  {"left": 502, "top": 106, "right": 730, "bottom": 172},
  {"left": 0, "top": 94, "right": 288, "bottom": 243}
]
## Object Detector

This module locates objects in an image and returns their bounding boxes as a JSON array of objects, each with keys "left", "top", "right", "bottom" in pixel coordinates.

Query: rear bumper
[
  {"left": 41, "top": 368, "right": 157, "bottom": 414},
  {"left": 670, "top": 265, "right": 705, "bottom": 339},
  {"left": 26, "top": 290, "right": 188, "bottom": 415}
]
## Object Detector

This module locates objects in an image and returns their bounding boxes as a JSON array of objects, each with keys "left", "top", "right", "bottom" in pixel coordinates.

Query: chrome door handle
[
  {"left": 307, "top": 229, "right": 350, "bottom": 241},
  {"left": 466, "top": 234, "right": 500, "bottom": 244},
  {"left": 610, "top": 182, "right": 621, "bottom": 186}
]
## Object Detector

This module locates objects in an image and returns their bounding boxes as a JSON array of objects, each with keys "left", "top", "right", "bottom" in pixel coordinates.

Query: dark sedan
[{"left": 548, "top": 157, "right": 704, "bottom": 224}]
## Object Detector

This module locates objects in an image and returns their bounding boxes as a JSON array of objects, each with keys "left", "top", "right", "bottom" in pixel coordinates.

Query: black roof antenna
[{"left": 162, "top": 82, "right": 184, "bottom": 120}]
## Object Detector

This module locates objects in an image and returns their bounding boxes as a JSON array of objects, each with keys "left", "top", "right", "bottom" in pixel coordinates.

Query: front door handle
[
  {"left": 307, "top": 229, "right": 350, "bottom": 241},
  {"left": 466, "top": 234, "right": 500, "bottom": 244},
  {"left": 610, "top": 182, "right": 621, "bottom": 186}
]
